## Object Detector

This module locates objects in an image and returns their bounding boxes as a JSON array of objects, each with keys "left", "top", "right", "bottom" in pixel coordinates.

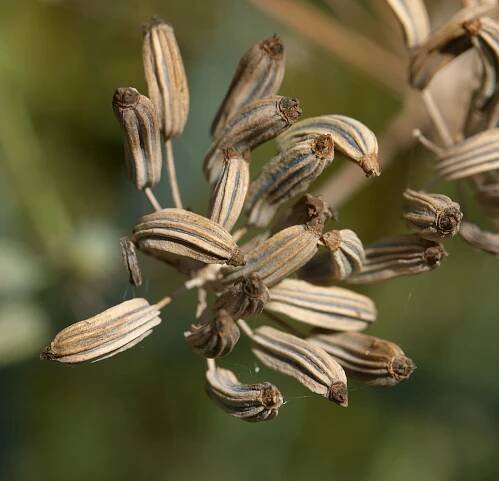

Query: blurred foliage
[{"left": 0, "top": 1, "right": 498, "bottom": 481}]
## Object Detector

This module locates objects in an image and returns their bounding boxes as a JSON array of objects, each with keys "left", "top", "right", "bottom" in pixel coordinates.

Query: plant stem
[
  {"left": 237, "top": 319, "right": 254, "bottom": 337},
  {"left": 421, "top": 89, "right": 454, "bottom": 148},
  {"left": 144, "top": 187, "right": 162, "bottom": 211},
  {"left": 164, "top": 139, "right": 183, "bottom": 209}
]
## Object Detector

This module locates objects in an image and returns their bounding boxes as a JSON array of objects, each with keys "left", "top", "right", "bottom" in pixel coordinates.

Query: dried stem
[
  {"left": 421, "top": 89, "right": 455, "bottom": 148},
  {"left": 144, "top": 187, "right": 162, "bottom": 211},
  {"left": 237, "top": 319, "right": 254, "bottom": 338},
  {"left": 207, "top": 358, "right": 216, "bottom": 371},
  {"left": 164, "top": 139, "right": 183, "bottom": 208},
  {"left": 232, "top": 227, "right": 248, "bottom": 242}
]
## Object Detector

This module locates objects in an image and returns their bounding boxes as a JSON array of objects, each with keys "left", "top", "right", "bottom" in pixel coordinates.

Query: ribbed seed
[
  {"left": 132, "top": 208, "right": 245, "bottom": 267},
  {"left": 435, "top": 128, "right": 499, "bottom": 180},
  {"left": 204, "top": 95, "right": 302, "bottom": 184},
  {"left": 307, "top": 332, "right": 415, "bottom": 386},
  {"left": 246, "top": 135, "right": 335, "bottom": 227},
  {"left": 471, "top": 173, "right": 499, "bottom": 216},
  {"left": 270, "top": 194, "right": 334, "bottom": 235},
  {"left": 222, "top": 221, "right": 323, "bottom": 288},
  {"left": 403, "top": 189, "right": 463, "bottom": 240},
  {"left": 277, "top": 115, "right": 380, "bottom": 177},
  {"left": 40, "top": 298, "right": 161, "bottom": 363},
  {"left": 265, "top": 279, "right": 376, "bottom": 331},
  {"left": 209, "top": 148, "right": 250, "bottom": 231},
  {"left": 184, "top": 309, "right": 240, "bottom": 359},
  {"left": 142, "top": 18, "right": 189, "bottom": 139},
  {"left": 215, "top": 274, "right": 269, "bottom": 319},
  {"left": 206, "top": 365, "right": 283, "bottom": 422},
  {"left": 385, "top": 0, "right": 430, "bottom": 49},
  {"left": 120, "top": 237, "right": 143, "bottom": 286},
  {"left": 251, "top": 325, "right": 348, "bottom": 406},
  {"left": 459, "top": 220, "right": 499, "bottom": 255},
  {"left": 347, "top": 234, "right": 448, "bottom": 284},
  {"left": 211, "top": 35, "right": 285, "bottom": 139},
  {"left": 409, "top": 5, "right": 494, "bottom": 89},
  {"left": 112, "top": 87, "right": 161, "bottom": 190}
]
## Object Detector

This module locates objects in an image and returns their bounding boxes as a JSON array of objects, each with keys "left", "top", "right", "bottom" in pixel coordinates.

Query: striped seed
[
  {"left": 347, "top": 234, "right": 448, "bottom": 284},
  {"left": 459, "top": 220, "right": 499, "bottom": 255},
  {"left": 40, "top": 298, "right": 161, "bottom": 363},
  {"left": 307, "top": 331, "right": 415, "bottom": 386},
  {"left": 277, "top": 115, "right": 380, "bottom": 177},
  {"left": 209, "top": 148, "right": 250, "bottom": 232},
  {"left": 403, "top": 189, "right": 463, "bottom": 240},
  {"left": 211, "top": 35, "right": 285, "bottom": 139},
  {"left": 246, "top": 134, "right": 335, "bottom": 228},
  {"left": 112, "top": 87, "right": 161, "bottom": 190},
  {"left": 142, "top": 18, "right": 189, "bottom": 139},
  {"left": 206, "top": 365, "right": 283, "bottom": 422},
  {"left": 265, "top": 279, "right": 376, "bottom": 331},
  {"left": 204, "top": 95, "right": 302, "bottom": 184},
  {"left": 120, "top": 237, "right": 143, "bottom": 286},
  {"left": 132, "top": 208, "right": 245, "bottom": 267},
  {"left": 251, "top": 325, "right": 348, "bottom": 406}
]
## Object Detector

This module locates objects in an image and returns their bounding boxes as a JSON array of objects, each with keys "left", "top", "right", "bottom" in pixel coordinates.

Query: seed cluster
[{"left": 41, "top": 4, "right": 498, "bottom": 423}]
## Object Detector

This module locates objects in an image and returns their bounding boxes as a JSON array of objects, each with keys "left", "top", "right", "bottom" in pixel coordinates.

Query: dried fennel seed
[
  {"left": 209, "top": 148, "right": 250, "bottom": 232},
  {"left": 307, "top": 331, "right": 415, "bottom": 387},
  {"left": 222, "top": 220, "right": 324, "bottom": 288},
  {"left": 403, "top": 189, "right": 463, "bottom": 240},
  {"left": 142, "top": 18, "right": 189, "bottom": 139},
  {"left": 459, "top": 220, "right": 499, "bottom": 255},
  {"left": 206, "top": 365, "right": 283, "bottom": 422},
  {"left": 41, "top": 298, "right": 161, "bottom": 363},
  {"left": 211, "top": 34, "right": 285, "bottom": 139},
  {"left": 246, "top": 134, "right": 334, "bottom": 228},
  {"left": 385, "top": 0, "right": 430, "bottom": 49},
  {"left": 319, "top": 229, "right": 365, "bottom": 281},
  {"left": 204, "top": 95, "right": 302, "bottom": 184},
  {"left": 408, "top": 4, "right": 495, "bottom": 90},
  {"left": 185, "top": 309, "right": 240, "bottom": 359},
  {"left": 265, "top": 279, "right": 376, "bottom": 331},
  {"left": 435, "top": 128, "right": 499, "bottom": 180},
  {"left": 347, "top": 234, "right": 448, "bottom": 284},
  {"left": 276, "top": 114, "right": 380, "bottom": 177},
  {"left": 120, "top": 237, "right": 143, "bottom": 287},
  {"left": 132, "top": 208, "right": 245, "bottom": 267},
  {"left": 112, "top": 87, "right": 161, "bottom": 190},
  {"left": 270, "top": 194, "right": 335, "bottom": 235},
  {"left": 215, "top": 274, "right": 269, "bottom": 319},
  {"left": 250, "top": 325, "right": 348, "bottom": 406}
]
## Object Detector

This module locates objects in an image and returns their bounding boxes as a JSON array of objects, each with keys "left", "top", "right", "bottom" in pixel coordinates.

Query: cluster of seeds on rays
[{"left": 41, "top": 0, "right": 499, "bottom": 422}]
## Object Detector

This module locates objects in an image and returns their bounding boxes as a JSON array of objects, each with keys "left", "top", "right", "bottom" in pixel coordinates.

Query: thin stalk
[
  {"left": 207, "top": 358, "right": 216, "bottom": 371},
  {"left": 237, "top": 319, "right": 254, "bottom": 338},
  {"left": 144, "top": 187, "right": 162, "bottom": 211},
  {"left": 422, "top": 89, "right": 454, "bottom": 148},
  {"left": 164, "top": 139, "right": 183, "bottom": 208}
]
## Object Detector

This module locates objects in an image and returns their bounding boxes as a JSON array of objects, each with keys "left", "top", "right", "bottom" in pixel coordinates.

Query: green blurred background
[{"left": 1, "top": 1, "right": 498, "bottom": 480}]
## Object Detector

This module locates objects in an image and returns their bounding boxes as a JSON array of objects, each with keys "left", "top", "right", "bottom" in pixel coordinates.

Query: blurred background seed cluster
[{"left": 0, "top": 1, "right": 498, "bottom": 480}]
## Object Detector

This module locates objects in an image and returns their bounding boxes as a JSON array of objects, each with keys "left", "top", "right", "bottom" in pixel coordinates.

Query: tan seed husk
[
  {"left": 120, "top": 237, "right": 143, "bottom": 286},
  {"left": 246, "top": 134, "right": 335, "bottom": 228},
  {"left": 435, "top": 128, "right": 499, "bottom": 180},
  {"left": 184, "top": 309, "right": 240, "bottom": 359},
  {"left": 112, "top": 87, "right": 161, "bottom": 190},
  {"left": 142, "top": 18, "right": 189, "bottom": 139},
  {"left": 215, "top": 274, "right": 269, "bottom": 319},
  {"left": 403, "top": 189, "right": 463, "bottom": 240},
  {"left": 222, "top": 221, "right": 323, "bottom": 288},
  {"left": 209, "top": 148, "right": 250, "bottom": 232},
  {"left": 265, "top": 279, "right": 376, "bottom": 331},
  {"left": 132, "top": 208, "right": 245, "bottom": 267},
  {"left": 211, "top": 35, "right": 285, "bottom": 139},
  {"left": 251, "top": 325, "right": 348, "bottom": 406},
  {"left": 307, "top": 331, "right": 415, "bottom": 386},
  {"left": 205, "top": 365, "right": 283, "bottom": 422},
  {"left": 40, "top": 298, "right": 161, "bottom": 363},
  {"left": 204, "top": 95, "right": 302, "bottom": 184},
  {"left": 384, "top": 0, "right": 430, "bottom": 49},
  {"left": 277, "top": 114, "right": 380, "bottom": 177},
  {"left": 347, "top": 234, "right": 448, "bottom": 284},
  {"left": 459, "top": 220, "right": 499, "bottom": 255}
]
